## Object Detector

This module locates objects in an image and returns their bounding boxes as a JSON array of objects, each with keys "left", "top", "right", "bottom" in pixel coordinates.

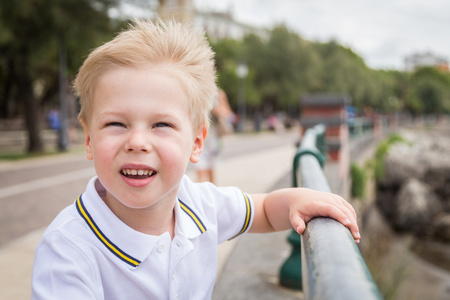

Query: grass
[
  {"left": 0, "top": 145, "right": 85, "bottom": 161},
  {"left": 0, "top": 150, "right": 62, "bottom": 161}
]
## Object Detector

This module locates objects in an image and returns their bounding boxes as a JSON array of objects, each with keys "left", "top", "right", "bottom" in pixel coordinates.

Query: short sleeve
[
  {"left": 211, "top": 187, "right": 254, "bottom": 243},
  {"left": 178, "top": 176, "right": 254, "bottom": 243}
]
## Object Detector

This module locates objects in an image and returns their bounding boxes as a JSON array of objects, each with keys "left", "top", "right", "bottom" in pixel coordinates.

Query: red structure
[{"left": 300, "top": 94, "right": 350, "bottom": 198}]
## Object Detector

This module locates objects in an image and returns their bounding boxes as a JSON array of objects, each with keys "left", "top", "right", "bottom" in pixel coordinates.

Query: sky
[{"left": 193, "top": 0, "right": 449, "bottom": 70}]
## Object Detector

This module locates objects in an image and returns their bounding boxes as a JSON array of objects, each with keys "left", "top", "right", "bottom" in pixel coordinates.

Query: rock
[
  {"left": 423, "top": 166, "right": 450, "bottom": 212},
  {"left": 375, "top": 186, "right": 398, "bottom": 221},
  {"left": 375, "top": 128, "right": 450, "bottom": 243},
  {"left": 381, "top": 130, "right": 450, "bottom": 189},
  {"left": 395, "top": 178, "right": 442, "bottom": 236},
  {"left": 381, "top": 143, "right": 425, "bottom": 188}
]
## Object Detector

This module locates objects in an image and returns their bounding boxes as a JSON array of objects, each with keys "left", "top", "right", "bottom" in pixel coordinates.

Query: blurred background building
[
  {"left": 405, "top": 52, "right": 449, "bottom": 72},
  {"left": 158, "top": 0, "right": 267, "bottom": 40}
]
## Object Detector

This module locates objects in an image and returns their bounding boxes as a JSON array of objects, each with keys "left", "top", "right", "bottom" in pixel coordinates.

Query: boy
[{"left": 31, "top": 19, "right": 360, "bottom": 299}]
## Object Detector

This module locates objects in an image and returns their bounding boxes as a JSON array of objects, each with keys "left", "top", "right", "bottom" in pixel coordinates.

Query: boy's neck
[
  {"left": 112, "top": 203, "right": 176, "bottom": 239},
  {"left": 99, "top": 189, "right": 176, "bottom": 239}
]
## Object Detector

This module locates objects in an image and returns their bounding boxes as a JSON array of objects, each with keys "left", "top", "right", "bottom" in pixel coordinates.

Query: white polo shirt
[{"left": 32, "top": 175, "right": 254, "bottom": 300}]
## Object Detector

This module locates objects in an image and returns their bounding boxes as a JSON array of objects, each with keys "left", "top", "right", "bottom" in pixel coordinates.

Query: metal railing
[{"left": 280, "top": 124, "right": 382, "bottom": 300}]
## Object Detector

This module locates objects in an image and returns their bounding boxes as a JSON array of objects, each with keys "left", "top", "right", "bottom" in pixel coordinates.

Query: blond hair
[{"left": 74, "top": 19, "right": 216, "bottom": 130}]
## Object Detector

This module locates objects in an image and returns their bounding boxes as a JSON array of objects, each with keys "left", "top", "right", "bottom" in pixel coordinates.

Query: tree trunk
[
  {"left": 16, "top": 53, "right": 44, "bottom": 153},
  {"left": 0, "top": 59, "right": 17, "bottom": 118}
]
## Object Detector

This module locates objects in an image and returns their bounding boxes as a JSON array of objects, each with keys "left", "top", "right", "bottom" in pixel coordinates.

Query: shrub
[
  {"left": 374, "top": 133, "right": 408, "bottom": 181},
  {"left": 350, "top": 163, "right": 367, "bottom": 199}
]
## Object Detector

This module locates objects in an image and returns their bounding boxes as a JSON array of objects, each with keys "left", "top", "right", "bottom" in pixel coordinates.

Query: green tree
[
  {"left": 407, "top": 67, "right": 450, "bottom": 114},
  {"left": 211, "top": 36, "right": 260, "bottom": 114},
  {"left": 251, "top": 25, "right": 320, "bottom": 113},
  {"left": 381, "top": 70, "right": 408, "bottom": 112},
  {"left": 313, "top": 41, "right": 382, "bottom": 110},
  {"left": 0, "top": 0, "right": 121, "bottom": 153}
]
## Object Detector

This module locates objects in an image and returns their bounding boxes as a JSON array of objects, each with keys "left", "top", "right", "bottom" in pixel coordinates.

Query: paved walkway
[{"left": 0, "top": 130, "right": 304, "bottom": 299}]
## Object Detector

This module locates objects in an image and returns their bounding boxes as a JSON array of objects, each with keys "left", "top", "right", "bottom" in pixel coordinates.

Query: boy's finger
[
  {"left": 349, "top": 222, "right": 361, "bottom": 242},
  {"left": 290, "top": 213, "right": 306, "bottom": 235},
  {"left": 293, "top": 209, "right": 361, "bottom": 243},
  {"left": 339, "top": 212, "right": 361, "bottom": 242},
  {"left": 321, "top": 205, "right": 361, "bottom": 242},
  {"left": 341, "top": 199, "right": 357, "bottom": 219}
]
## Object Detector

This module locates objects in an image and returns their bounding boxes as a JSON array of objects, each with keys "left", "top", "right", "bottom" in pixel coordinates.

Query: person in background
[
  {"left": 47, "top": 108, "right": 61, "bottom": 131},
  {"left": 195, "top": 88, "right": 234, "bottom": 183}
]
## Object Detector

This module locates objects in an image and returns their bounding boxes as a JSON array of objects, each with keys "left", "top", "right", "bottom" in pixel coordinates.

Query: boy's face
[{"left": 84, "top": 66, "right": 205, "bottom": 213}]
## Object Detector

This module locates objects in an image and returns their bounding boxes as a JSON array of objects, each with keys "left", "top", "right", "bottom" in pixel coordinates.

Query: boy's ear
[
  {"left": 190, "top": 126, "right": 207, "bottom": 163},
  {"left": 82, "top": 123, "right": 94, "bottom": 161}
]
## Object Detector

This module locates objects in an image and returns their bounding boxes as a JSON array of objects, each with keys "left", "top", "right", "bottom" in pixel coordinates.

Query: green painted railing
[{"left": 279, "top": 124, "right": 382, "bottom": 300}]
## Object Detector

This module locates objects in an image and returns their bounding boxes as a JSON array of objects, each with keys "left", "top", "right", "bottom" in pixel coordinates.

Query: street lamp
[{"left": 237, "top": 62, "right": 248, "bottom": 132}]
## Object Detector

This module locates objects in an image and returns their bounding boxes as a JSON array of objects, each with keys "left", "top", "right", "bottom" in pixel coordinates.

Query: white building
[
  {"left": 405, "top": 52, "right": 449, "bottom": 72},
  {"left": 193, "top": 10, "right": 267, "bottom": 41},
  {"left": 158, "top": 0, "right": 267, "bottom": 41}
]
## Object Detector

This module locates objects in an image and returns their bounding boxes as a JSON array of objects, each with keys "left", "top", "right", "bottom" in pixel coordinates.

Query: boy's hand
[
  {"left": 287, "top": 188, "right": 361, "bottom": 243},
  {"left": 250, "top": 188, "right": 361, "bottom": 244}
]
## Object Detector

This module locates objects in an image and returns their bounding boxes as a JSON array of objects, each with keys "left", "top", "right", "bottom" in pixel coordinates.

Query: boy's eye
[
  {"left": 154, "top": 122, "right": 172, "bottom": 128},
  {"left": 107, "top": 122, "right": 126, "bottom": 128}
]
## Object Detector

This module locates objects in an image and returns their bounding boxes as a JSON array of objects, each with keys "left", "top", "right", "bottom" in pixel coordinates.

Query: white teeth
[{"left": 122, "top": 169, "right": 153, "bottom": 176}]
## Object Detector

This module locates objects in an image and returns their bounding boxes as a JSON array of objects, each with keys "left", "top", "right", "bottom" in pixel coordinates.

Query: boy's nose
[{"left": 125, "top": 130, "right": 151, "bottom": 153}]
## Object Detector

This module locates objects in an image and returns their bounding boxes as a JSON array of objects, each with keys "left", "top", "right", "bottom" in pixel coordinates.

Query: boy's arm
[{"left": 248, "top": 188, "right": 361, "bottom": 243}]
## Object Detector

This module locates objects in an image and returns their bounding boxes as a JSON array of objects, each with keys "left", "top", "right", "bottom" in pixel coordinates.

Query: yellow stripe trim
[
  {"left": 179, "top": 201, "right": 206, "bottom": 233},
  {"left": 76, "top": 197, "right": 140, "bottom": 267},
  {"left": 229, "top": 193, "right": 252, "bottom": 240}
]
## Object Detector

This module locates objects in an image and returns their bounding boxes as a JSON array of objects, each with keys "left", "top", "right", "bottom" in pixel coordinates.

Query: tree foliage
[
  {"left": 210, "top": 25, "right": 450, "bottom": 118},
  {"left": 0, "top": 0, "right": 122, "bottom": 152},
  {"left": 407, "top": 67, "right": 450, "bottom": 114}
]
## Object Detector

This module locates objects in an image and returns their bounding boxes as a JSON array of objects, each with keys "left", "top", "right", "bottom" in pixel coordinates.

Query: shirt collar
[
  {"left": 175, "top": 198, "right": 207, "bottom": 239},
  {"left": 78, "top": 176, "right": 208, "bottom": 269}
]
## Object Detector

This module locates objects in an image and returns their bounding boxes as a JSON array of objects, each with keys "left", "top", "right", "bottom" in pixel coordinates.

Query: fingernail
[{"left": 355, "top": 232, "right": 361, "bottom": 239}]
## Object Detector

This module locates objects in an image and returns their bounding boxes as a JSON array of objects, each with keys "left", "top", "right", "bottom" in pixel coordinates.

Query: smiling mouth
[{"left": 121, "top": 169, "right": 156, "bottom": 179}]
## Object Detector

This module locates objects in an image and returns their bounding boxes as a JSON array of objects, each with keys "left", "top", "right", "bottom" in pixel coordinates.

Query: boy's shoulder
[
  {"left": 36, "top": 178, "right": 112, "bottom": 260},
  {"left": 38, "top": 200, "right": 93, "bottom": 255},
  {"left": 34, "top": 200, "right": 100, "bottom": 274},
  {"left": 41, "top": 202, "right": 81, "bottom": 237}
]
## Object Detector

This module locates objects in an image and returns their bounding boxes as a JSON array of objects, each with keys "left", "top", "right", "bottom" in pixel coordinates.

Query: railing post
[
  {"left": 279, "top": 124, "right": 326, "bottom": 290},
  {"left": 279, "top": 229, "right": 303, "bottom": 289}
]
